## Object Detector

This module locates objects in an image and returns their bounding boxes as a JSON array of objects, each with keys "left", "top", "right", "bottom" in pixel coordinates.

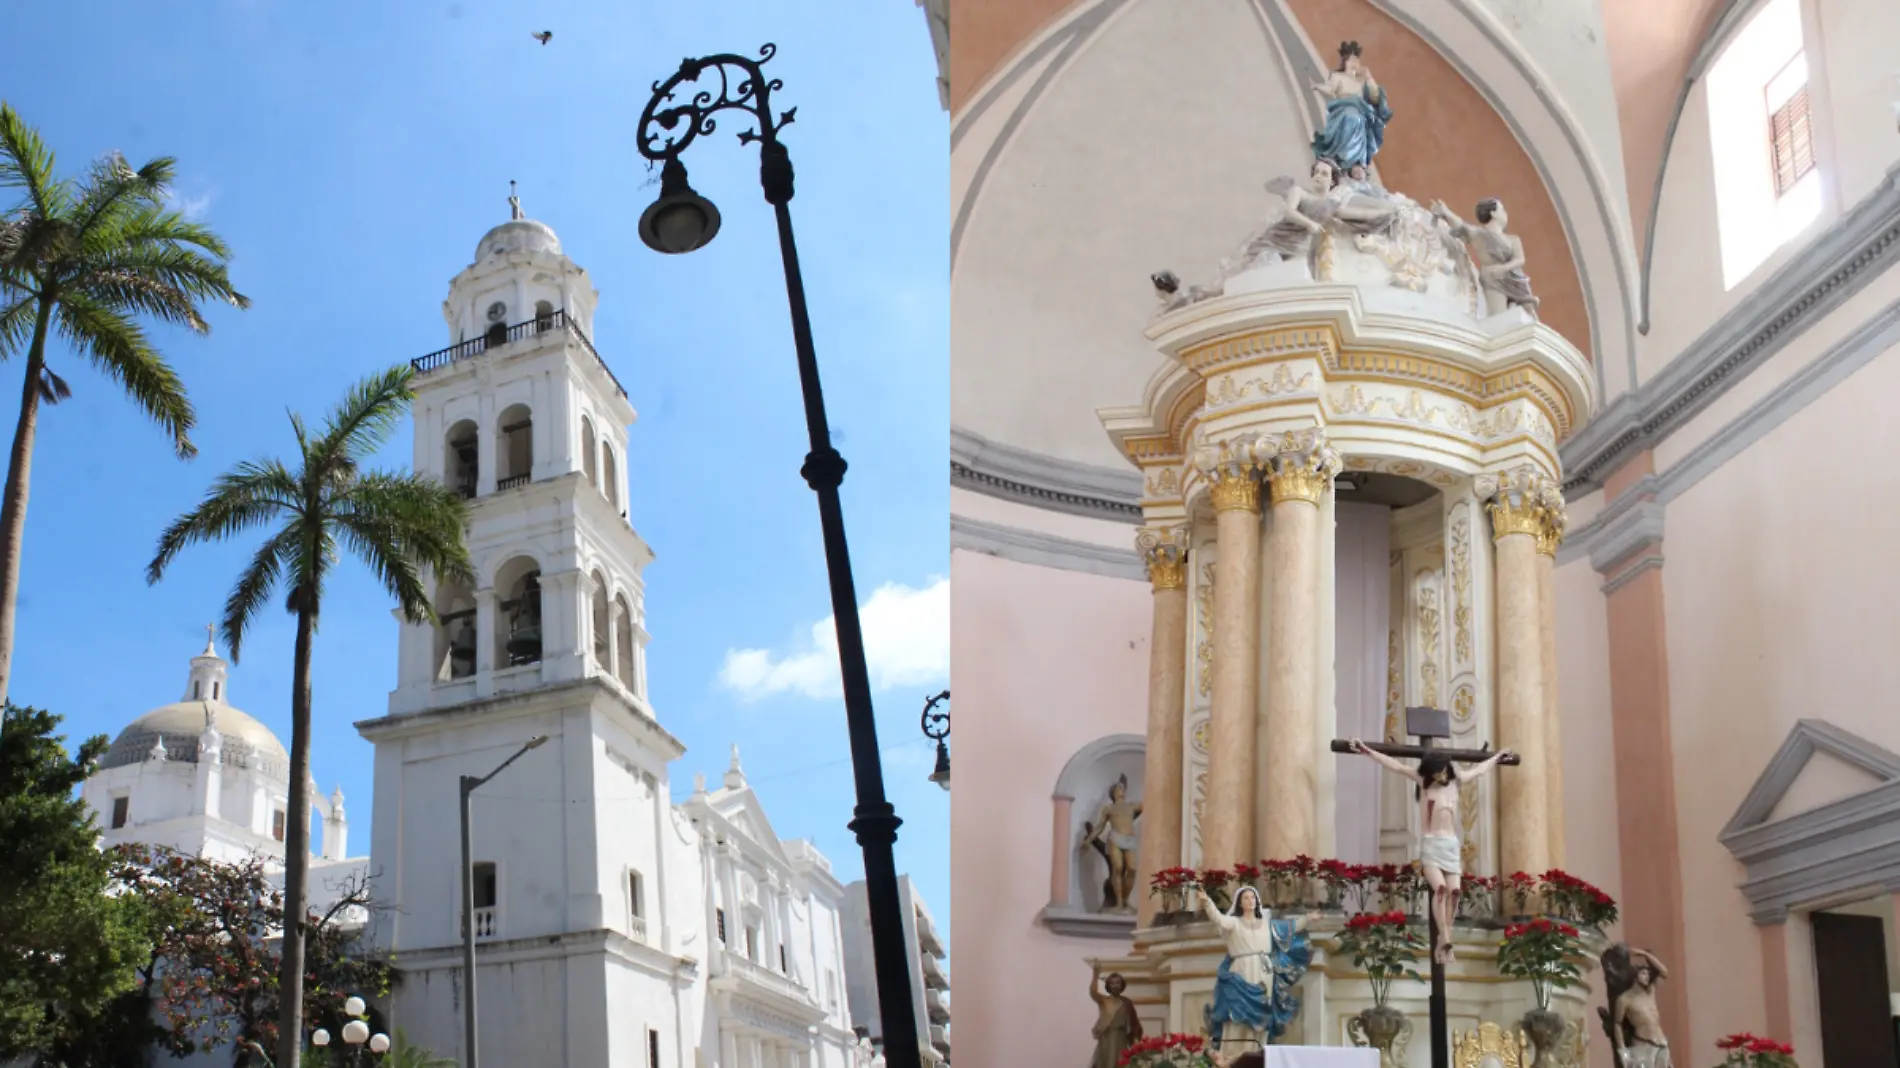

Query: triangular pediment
[
  {"left": 710, "top": 788, "right": 792, "bottom": 867},
  {"left": 1721, "top": 720, "right": 1900, "bottom": 840}
]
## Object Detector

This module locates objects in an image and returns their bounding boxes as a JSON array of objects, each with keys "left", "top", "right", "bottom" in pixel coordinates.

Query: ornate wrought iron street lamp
[
  {"left": 922, "top": 690, "right": 949, "bottom": 791},
  {"left": 635, "top": 44, "right": 923, "bottom": 1068}
]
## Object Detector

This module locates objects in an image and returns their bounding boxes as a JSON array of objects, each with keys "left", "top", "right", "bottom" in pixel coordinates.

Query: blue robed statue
[
  {"left": 1196, "top": 886, "right": 1318, "bottom": 1050},
  {"left": 1310, "top": 39, "right": 1393, "bottom": 175}
]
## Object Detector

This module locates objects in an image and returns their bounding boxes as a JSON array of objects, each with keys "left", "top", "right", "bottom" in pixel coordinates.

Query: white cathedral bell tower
[{"left": 360, "top": 190, "right": 707, "bottom": 1068}]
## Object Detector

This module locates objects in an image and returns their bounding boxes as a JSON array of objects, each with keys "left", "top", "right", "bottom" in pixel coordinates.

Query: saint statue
[
  {"left": 1345, "top": 739, "right": 1513, "bottom": 963},
  {"left": 1085, "top": 776, "right": 1142, "bottom": 913},
  {"left": 1197, "top": 886, "right": 1319, "bottom": 1050},
  {"left": 1431, "top": 198, "right": 1541, "bottom": 318},
  {"left": 1089, "top": 971, "right": 1143, "bottom": 1068},
  {"left": 1601, "top": 944, "right": 1673, "bottom": 1067},
  {"left": 1219, "top": 159, "right": 1398, "bottom": 278},
  {"left": 1311, "top": 40, "right": 1393, "bottom": 174}
]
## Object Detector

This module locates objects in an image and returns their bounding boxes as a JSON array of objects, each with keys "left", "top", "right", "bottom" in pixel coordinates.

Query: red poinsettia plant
[
  {"left": 1336, "top": 910, "right": 1426, "bottom": 1007},
  {"left": 1714, "top": 1032, "right": 1799, "bottom": 1068},
  {"left": 1496, "top": 918, "right": 1584, "bottom": 1010},
  {"left": 1120, "top": 1031, "right": 1217, "bottom": 1067}
]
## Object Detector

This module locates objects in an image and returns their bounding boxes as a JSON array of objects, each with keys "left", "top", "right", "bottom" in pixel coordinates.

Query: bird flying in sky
[{"left": 532, "top": 31, "right": 553, "bottom": 46}]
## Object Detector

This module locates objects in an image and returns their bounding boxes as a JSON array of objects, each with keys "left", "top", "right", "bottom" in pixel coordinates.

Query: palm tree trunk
[
  {"left": 276, "top": 601, "right": 317, "bottom": 1068},
  {"left": 0, "top": 296, "right": 54, "bottom": 711}
]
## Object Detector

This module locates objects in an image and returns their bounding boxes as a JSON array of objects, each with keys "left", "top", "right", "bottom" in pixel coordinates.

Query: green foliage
[
  {"left": 381, "top": 1032, "right": 456, "bottom": 1068},
  {"left": 0, "top": 705, "right": 158, "bottom": 1062},
  {"left": 1335, "top": 911, "right": 1426, "bottom": 1008},
  {"left": 1496, "top": 918, "right": 1585, "bottom": 1010}
]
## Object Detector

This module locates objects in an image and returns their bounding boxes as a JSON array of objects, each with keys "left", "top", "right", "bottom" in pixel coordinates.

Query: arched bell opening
[
  {"left": 613, "top": 593, "right": 636, "bottom": 691},
  {"left": 602, "top": 446, "right": 620, "bottom": 511},
  {"left": 494, "top": 556, "right": 544, "bottom": 668},
  {"left": 496, "top": 403, "right": 533, "bottom": 490},
  {"left": 590, "top": 571, "right": 611, "bottom": 668},
  {"left": 580, "top": 417, "right": 599, "bottom": 489},
  {"left": 445, "top": 420, "right": 479, "bottom": 500},
  {"left": 433, "top": 578, "right": 478, "bottom": 681}
]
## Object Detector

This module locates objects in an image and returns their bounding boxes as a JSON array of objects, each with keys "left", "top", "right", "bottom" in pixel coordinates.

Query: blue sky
[{"left": 2, "top": 0, "right": 949, "bottom": 942}]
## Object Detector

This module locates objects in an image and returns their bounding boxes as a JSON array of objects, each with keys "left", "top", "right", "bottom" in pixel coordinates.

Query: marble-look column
[
  {"left": 1487, "top": 469, "right": 1552, "bottom": 877},
  {"left": 1198, "top": 444, "right": 1264, "bottom": 868},
  {"left": 1135, "top": 525, "right": 1189, "bottom": 927},
  {"left": 1535, "top": 512, "right": 1566, "bottom": 869},
  {"left": 1261, "top": 431, "right": 1337, "bottom": 860}
]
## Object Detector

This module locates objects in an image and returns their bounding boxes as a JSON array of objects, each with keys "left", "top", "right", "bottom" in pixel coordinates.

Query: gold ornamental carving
[
  {"left": 1137, "top": 526, "right": 1190, "bottom": 591},
  {"left": 1195, "top": 561, "right": 1215, "bottom": 698},
  {"left": 1415, "top": 579, "right": 1441, "bottom": 709},
  {"left": 1482, "top": 466, "right": 1563, "bottom": 543},
  {"left": 1453, "top": 1022, "right": 1529, "bottom": 1068},
  {"left": 1210, "top": 471, "right": 1262, "bottom": 513},
  {"left": 1384, "top": 629, "right": 1402, "bottom": 742},
  {"left": 1449, "top": 515, "right": 1473, "bottom": 666},
  {"left": 1264, "top": 428, "right": 1342, "bottom": 507}
]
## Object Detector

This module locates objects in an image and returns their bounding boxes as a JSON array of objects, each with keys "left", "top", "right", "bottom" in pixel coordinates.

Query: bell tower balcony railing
[{"left": 411, "top": 308, "right": 628, "bottom": 400}]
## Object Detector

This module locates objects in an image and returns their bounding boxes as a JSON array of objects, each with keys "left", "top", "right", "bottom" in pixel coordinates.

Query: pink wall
[{"left": 950, "top": 548, "right": 1151, "bottom": 1067}]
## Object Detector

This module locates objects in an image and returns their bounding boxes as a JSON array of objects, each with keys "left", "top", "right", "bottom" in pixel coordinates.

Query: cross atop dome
[{"left": 509, "top": 179, "right": 524, "bottom": 221}]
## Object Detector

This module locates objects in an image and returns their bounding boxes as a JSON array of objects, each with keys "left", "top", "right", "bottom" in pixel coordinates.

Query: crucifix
[{"left": 1330, "top": 706, "right": 1520, "bottom": 1068}]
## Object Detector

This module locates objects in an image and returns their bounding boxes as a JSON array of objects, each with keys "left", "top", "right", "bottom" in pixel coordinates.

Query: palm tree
[
  {"left": 147, "top": 365, "right": 471, "bottom": 1068},
  {"left": 0, "top": 102, "right": 248, "bottom": 708}
]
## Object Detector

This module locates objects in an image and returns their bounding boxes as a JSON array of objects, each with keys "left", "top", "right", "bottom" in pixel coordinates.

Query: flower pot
[
  {"left": 1520, "top": 1007, "right": 1565, "bottom": 1068},
  {"left": 1346, "top": 1005, "right": 1411, "bottom": 1068}
]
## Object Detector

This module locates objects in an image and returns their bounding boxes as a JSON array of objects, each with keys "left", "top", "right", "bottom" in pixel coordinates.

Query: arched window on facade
[
  {"left": 602, "top": 446, "right": 620, "bottom": 511},
  {"left": 535, "top": 300, "right": 555, "bottom": 332},
  {"left": 591, "top": 571, "right": 611, "bottom": 669}
]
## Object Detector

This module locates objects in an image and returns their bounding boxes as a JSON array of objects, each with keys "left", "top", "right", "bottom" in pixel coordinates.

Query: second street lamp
[
  {"left": 635, "top": 44, "right": 924, "bottom": 1068},
  {"left": 460, "top": 735, "right": 548, "bottom": 1068},
  {"left": 921, "top": 690, "right": 949, "bottom": 791}
]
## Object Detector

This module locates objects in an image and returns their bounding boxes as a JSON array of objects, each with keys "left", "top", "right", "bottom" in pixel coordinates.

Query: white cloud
[
  {"left": 718, "top": 577, "right": 948, "bottom": 702},
  {"left": 161, "top": 185, "right": 216, "bottom": 222}
]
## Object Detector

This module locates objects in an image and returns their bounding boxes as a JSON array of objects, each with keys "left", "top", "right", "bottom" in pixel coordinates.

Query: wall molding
[
  {"left": 951, "top": 427, "right": 1144, "bottom": 523},
  {"left": 1563, "top": 161, "right": 1900, "bottom": 493},
  {"left": 1560, "top": 293, "right": 1900, "bottom": 566},
  {"left": 950, "top": 514, "right": 1146, "bottom": 583},
  {"left": 1721, "top": 720, "right": 1900, "bottom": 923}
]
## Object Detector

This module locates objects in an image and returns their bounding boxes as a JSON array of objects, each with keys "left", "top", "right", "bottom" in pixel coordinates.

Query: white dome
[
  {"left": 475, "top": 218, "right": 562, "bottom": 262},
  {"left": 104, "top": 701, "right": 290, "bottom": 778}
]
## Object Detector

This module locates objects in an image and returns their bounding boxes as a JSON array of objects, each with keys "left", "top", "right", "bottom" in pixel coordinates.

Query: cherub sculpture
[{"left": 1432, "top": 197, "right": 1540, "bottom": 318}]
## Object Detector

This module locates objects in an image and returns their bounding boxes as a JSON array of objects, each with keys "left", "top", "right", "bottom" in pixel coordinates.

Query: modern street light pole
[
  {"left": 634, "top": 44, "right": 924, "bottom": 1068},
  {"left": 921, "top": 691, "right": 949, "bottom": 791},
  {"left": 460, "top": 735, "right": 548, "bottom": 1068}
]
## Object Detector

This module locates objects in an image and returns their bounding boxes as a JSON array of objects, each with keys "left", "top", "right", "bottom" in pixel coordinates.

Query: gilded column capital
[
  {"left": 1480, "top": 466, "right": 1563, "bottom": 544},
  {"left": 1136, "top": 526, "right": 1190, "bottom": 591},
  {"left": 1192, "top": 437, "right": 1265, "bottom": 514},
  {"left": 1264, "top": 428, "right": 1341, "bottom": 507}
]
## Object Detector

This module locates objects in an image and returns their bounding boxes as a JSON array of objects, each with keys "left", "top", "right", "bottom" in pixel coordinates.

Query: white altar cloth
[{"left": 1264, "top": 1048, "right": 1379, "bottom": 1068}]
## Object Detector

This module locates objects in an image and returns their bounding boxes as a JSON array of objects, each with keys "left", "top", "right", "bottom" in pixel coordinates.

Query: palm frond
[
  {"left": 106, "top": 201, "right": 241, "bottom": 267},
  {"left": 308, "top": 365, "right": 415, "bottom": 478},
  {"left": 71, "top": 233, "right": 248, "bottom": 320},
  {"left": 146, "top": 460, "right": 301, "bottom": 584},
  {"left": 36, "top": 366, "right": 70, "bottom": 404},
  {"left": 53, "top": 292, "right": 195, "bottom": 456},
  {"left": 221, "top": 525, "right": 300, "bottom": 664},
  {"left": 333, "top": 513, "right": 432, "bottom": 625},
  {"left": 0, "top": 293, "right": 36, "bottom": 354},
  {"left": 0, "top": 104, "right": 68, "bottom": 219},
  {"left": 69, "top": 152, "right": 169, "bottom": 247},
  {"left": 334, "top": 472, "right": 472, "bottom": 579}
]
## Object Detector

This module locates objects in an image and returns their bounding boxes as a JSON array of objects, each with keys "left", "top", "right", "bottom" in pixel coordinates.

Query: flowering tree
[
  {"left": 1120, "top": 1031, "right": 1217, "bottom": 1067},
  {"left": 1714, "top": 1033, "right": 1799, "bottom": 1068},
  {"left": 1336, "top": 911, "right": 1426, "bottom": 1007},
  {"left": 1496, "top": 918, "right": 1584, "bottom": 1010},
  {"left": 111, "top": 845, "right": 392, "bottom": 1062}
]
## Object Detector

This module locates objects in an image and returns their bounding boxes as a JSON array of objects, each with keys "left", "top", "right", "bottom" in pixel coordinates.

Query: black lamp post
[
  {"left": 921, "top": 690, "right": 949, "bottom": 791},
  {"left": 635, "top": 44, "right": 923, "bottom": 1068}
]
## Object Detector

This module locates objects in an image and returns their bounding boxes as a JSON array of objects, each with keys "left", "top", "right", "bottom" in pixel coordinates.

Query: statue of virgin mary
[{"left": 1196, "top": 886, "right": 1317, "bottom": 1050}]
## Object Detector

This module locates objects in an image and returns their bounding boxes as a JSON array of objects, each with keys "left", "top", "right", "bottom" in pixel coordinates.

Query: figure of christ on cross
[{"left": 1335, "top": 707, "right": 1518, "bottom": 966}]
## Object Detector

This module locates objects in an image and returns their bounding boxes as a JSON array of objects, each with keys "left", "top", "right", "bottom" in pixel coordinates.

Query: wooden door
[{"left": 1813, "top": 911, "right": 1898, "bottom": 1067}]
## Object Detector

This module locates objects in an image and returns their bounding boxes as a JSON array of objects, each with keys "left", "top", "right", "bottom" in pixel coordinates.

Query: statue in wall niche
[
  {"left": 1198, "top": 885, "right": 1320, "bottom": 1051},
  {"left": 1432, "top": 198, "right": 1541, "bottom": 319},
  {"left": 1083, "top": 775, "right": 1142, "bottom": 912},
  {"left": 1600, "top": 944, "right": 1673, "bottom": 1068},
  {"left": 1312, "top": 40, "right": 1394, "bottom": 174},
  {"left": 1088, "top": 971, "right": 1143, "bottom": 1068}
]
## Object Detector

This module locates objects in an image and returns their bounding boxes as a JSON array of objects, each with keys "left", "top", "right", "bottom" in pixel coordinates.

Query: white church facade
[{"left": 83, "top": 198, "right": 862, "bottom": 1068}]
